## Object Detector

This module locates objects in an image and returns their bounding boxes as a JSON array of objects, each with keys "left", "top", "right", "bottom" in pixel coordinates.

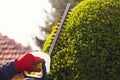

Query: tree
[{"left": 43, "top": 0, "right": 120, "bottom": 79}]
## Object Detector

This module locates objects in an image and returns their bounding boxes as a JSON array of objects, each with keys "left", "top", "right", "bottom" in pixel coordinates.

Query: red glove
[{"left": 14, "top": 52, "right": 45, "bottom": 72}]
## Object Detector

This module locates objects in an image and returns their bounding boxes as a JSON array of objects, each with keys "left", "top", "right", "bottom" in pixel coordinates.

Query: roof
[{"left": 0, "top": 33, "right": 32, "bottom": 66}]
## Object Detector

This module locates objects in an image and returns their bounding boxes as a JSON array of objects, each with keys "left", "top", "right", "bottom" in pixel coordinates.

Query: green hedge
[{"left": 43, "top": 0, "right": 120, "bottom": 80}]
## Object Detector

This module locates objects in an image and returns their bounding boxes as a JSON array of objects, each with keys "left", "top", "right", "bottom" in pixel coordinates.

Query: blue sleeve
[{"left": 0, "top": 61, "right": 20, "bottom": 80}]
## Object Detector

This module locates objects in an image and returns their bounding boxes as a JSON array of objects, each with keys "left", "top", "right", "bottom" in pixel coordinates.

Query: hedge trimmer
[{"left": 24, "top": 3, "right": 71, "bottom": 80}]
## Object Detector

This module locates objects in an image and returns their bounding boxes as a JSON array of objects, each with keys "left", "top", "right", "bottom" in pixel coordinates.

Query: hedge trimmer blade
[{"left": 49, "top": 3, "right": 71, "bottom": 57}]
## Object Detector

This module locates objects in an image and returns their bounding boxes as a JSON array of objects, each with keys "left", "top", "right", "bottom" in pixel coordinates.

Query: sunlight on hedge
[{"left": 43, "top": 0, "right": 120, "bottom": 79}]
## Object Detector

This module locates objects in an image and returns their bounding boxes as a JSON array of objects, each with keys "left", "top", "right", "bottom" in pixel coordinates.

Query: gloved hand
[{"left": 14, "top": 52, "right": 45, "bottom": 72}]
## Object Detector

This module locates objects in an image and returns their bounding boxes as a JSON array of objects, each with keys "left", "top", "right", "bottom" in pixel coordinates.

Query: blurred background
[{"left": 0, "top": 0, "right": 80, "bottom": 51}]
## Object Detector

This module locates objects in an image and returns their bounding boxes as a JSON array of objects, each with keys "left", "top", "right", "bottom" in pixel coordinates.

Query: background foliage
[{"left": 43, "top": 0, "right": 120, "bottom": 79}]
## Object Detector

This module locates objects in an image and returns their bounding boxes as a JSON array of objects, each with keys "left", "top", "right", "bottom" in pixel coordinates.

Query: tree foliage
[{"left": 43, "top": 0, "right": 120, "bottom": 79}]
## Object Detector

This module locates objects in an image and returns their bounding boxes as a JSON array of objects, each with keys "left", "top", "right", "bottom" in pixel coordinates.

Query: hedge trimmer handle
[
  {"left": 24, "top": 62, "right": 46, "bottom": 79},
  {"left": 23, "top": 52, "right": 50, "bottom": 79}
]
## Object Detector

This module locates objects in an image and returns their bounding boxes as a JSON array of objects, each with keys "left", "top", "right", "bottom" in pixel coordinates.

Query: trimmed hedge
[{"left": 43, "top": 0, "right": 120, "bottom": 80}]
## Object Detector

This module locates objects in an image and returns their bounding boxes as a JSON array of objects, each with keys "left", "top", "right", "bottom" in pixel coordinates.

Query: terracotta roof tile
[{"left": 0, "top": 33, "right": 33, "bottom": 66}]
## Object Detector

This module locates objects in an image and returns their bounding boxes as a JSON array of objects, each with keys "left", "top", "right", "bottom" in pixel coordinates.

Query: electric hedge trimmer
[{"left": 24, "top": 3, "right": 71, "bottom": 80}]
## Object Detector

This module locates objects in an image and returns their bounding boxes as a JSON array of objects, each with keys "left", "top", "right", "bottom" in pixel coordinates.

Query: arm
[
  {"left": 0, "top": 61, "right": 20, "bottom": 80},
  {"left": 0, "top": 52, "right": 45, "bottom": 80}
]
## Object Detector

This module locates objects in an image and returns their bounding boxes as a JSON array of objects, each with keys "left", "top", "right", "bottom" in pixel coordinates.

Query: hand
[{"left": 14, "top": 52, "right": 45, "bottom": 72}]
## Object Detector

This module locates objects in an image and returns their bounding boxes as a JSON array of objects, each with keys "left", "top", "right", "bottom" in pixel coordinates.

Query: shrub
[{"left": 43, "top": 0, "right": 120, "bottom": 80}]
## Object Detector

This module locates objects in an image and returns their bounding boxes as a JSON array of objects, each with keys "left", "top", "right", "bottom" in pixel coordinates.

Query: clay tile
[
  {"left": 9, "top": 50, "right": 13, "bottom": 54},
  {"left": 3, "top": 54, "right": 8, "bottom": 59},
  {"left": 5, "top": 54, "right": 12, "bottom": 60},
  {"left": 6, "top": 49, "right": 10, "bottom": 54},
  {"left": 11, "top": 54, "right": 17, "bottom": 59},
  {"left": 0, "top": 45, "right": 4, "bottom": 48},
  {"left": 16, "top": 53, "right": 22, "bottom": 59},
  {"left": 0, "top": 53, "right": 4, "bottom": 59},
  {"left": 1, "top": 40, "right": 4, "bottom": 43},
  {"left": 1, "top": 50, "right": 5, "bottom": 54},
  {"left": 8, "top": 45, "right": 15, "bottom": 49},
  {"left": 10, "top": 50, "right": 17, "bottom": 54},
  {"left": 4, "top": 44, "right": 8, "bottom": 48},
  {"left": 0, "top": 40, "right": 5, "bottom": 44},
  {"left": 5, "top": 54, "right": 10, "bottom": 60},
  {"left": 0, "top": 48, "right": 2, "bottom": 53},
  {"left": 0, "top": 60, "right": 6, "bottom": 65},
  {"left": 1, "top": 45, "right": 7, "bottom": 50},
  {"left": 14, "top": 53, "right": 18, "bottom": 59},
  {"left": 3, "top": 50, "right": 8, "bottom": 54},
  {"left": 13, "top": 50, "right": 18, "bottom": 54},
  {"left": 3, "top": 54, "right": 7, "bottom": 59}
]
